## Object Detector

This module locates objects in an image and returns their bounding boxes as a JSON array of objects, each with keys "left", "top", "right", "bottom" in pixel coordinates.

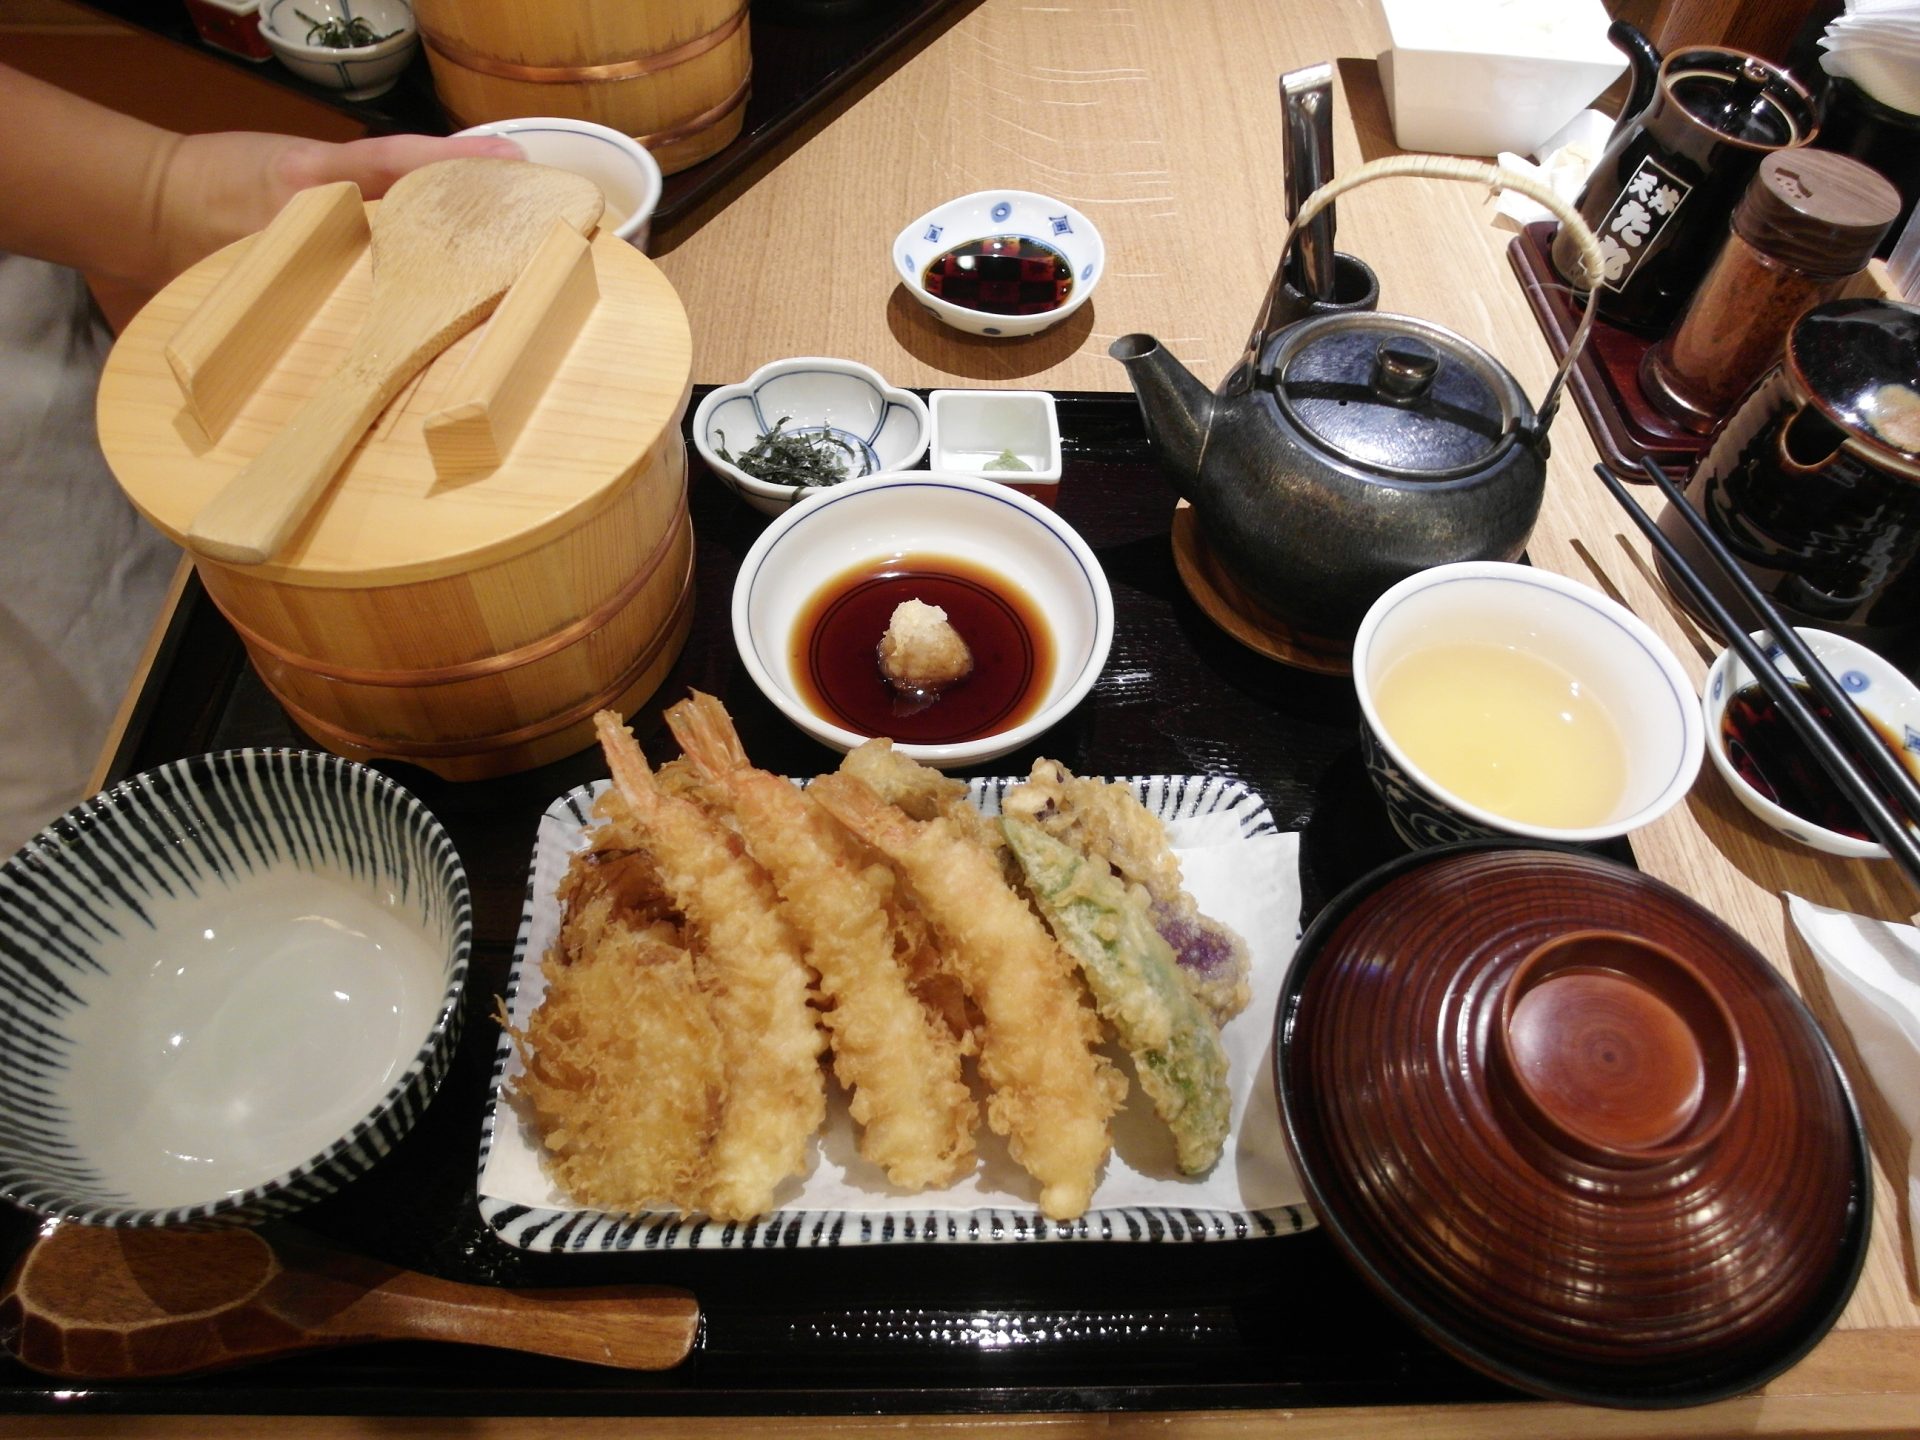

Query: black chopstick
[{"left": 1594, "top": 459, "right": 1920, "bottom": 887}]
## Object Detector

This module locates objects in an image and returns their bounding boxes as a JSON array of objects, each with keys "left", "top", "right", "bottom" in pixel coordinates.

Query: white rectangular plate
[{"left": 477, "top": 774, "right": 1311, "bottom": 1249}]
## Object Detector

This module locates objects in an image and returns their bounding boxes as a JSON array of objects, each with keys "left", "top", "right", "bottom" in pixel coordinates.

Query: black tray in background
[
  {"left": 0, "top": 393, "right": 1527, "bottom": 1420},
  {"left": 80, "top": 0, "right": 980, "bottom": 241}
]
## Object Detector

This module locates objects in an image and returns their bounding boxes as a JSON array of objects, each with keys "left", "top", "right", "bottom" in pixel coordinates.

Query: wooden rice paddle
[
  {"left": 184, "top": 158, "right": 604, "bottom": 566},
  {"left": 0, "top": 1224, "right": 698, "bottom": 1379}
]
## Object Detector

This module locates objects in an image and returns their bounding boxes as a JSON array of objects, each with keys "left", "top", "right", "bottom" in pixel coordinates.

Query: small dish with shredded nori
[{"left": 693, "top": 358, "right": 931, "bottom": 516}]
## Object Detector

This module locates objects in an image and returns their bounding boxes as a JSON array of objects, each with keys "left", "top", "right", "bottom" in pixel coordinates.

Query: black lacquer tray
[
  {"left": 79, "top": 0, "right": 981, "bottom": 239},
  {"left": 0, "top": 393, "right": 1528, "bottom": 1419}
]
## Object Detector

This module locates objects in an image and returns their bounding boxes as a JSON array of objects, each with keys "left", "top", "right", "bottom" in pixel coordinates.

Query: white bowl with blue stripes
[
  {"left": 693, "top": 357, "right": 931, "bottom": 516},
  {"left": 0, "top": 750, "right": 471, "bottom": 1227}
]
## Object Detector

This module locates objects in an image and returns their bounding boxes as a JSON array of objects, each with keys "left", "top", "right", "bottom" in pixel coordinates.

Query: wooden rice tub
[{"left": 96, "top": 202, "right": 695, "bottom": 781}]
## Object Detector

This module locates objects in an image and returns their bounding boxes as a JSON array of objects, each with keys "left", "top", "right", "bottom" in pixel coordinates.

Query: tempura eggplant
[{"left": 1003, "top": 816, "right": 1231, "bottom": 1176}]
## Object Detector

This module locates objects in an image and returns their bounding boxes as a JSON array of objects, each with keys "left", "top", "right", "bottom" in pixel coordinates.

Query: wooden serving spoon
[
  {"left": 185, "top": 157, "right": 605, "bottom": 567},
  {"left": 0, "top": 1223, "right": 697, "bottom": 1380}
]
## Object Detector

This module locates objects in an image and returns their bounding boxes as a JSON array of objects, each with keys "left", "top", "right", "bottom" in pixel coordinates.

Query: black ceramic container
[
  {"left": 1552, "top": 23, "right": 1817, "bottom": 337},
  {"left": 1657, "top": 299, "right": 1920, "bottom": 665}
]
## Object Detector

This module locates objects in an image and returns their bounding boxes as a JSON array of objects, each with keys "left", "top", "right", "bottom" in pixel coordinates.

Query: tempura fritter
[{"left": 500, "top": 873, "right": 723, "bottom": 1214}]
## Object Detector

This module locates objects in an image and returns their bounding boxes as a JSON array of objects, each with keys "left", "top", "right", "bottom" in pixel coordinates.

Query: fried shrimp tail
[
  {"left": 665, "top": 692, "right": 976, "bottom": 1189},
  {"left": 591, "top": 710, "right": 826, "bottom": 1221},
  {"left": 1003, "top": 817, "right": 1231, "bottom": 1175},
  {"left": 809, "top": 772, "right": 1123, "bottom": 1221}
]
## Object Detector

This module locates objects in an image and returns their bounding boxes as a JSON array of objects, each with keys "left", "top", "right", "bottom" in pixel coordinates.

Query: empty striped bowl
[{"left": 0, "top": 750, "right": 471, "bottom": 1227}]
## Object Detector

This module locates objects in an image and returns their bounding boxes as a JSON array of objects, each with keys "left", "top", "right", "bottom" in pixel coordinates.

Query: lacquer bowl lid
[{"left": 1275, "top": 843, "right": 1869, "bottom": 1408}]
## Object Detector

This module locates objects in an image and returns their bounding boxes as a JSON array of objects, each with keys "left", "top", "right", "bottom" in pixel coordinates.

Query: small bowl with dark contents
[
  {"left": 731, "top": 472, "right": 1114, "bottom": 767},
  {"left": 893, "top": 190, "right": 1104, "bottom": 338},
  {"left": 1703, "top": 627, "right": 1920, "bottom": 859},
  {"left": 693, "top": 357, "right": 930, "bottom": 516}
]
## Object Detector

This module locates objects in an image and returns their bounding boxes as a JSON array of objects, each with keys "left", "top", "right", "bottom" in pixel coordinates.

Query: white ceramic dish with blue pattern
[
  {"left": 1352, "top": 561, "right": 1703, "bottom": 850},
  {"left": 731, "top": 471, "right": 1113, "bottom": 767},
  {"left": 1703, "top": 627, "right": 1920, "bottom": 860},
  {"left": 259, "top": 0, "right": 416, "bottom": 102},
  {"left": 0, "top": 750, "right": 471, "bottom": 1227},
  {"left": 892, "top": 190, "right": 1104, "bottom": 338},
  {"left": 693, "top": 357, "right": 931, "bottom": 516},
  {"left": 477, "top": 774, "right": 1310, "bottom": 1250}
]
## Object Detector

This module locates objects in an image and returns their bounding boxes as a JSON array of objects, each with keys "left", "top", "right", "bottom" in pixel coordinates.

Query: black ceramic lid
[
  {"left": 1272, "top": 312, "right": 1528, "bottom": 479},
  {"left": 1788, "top": 299, "right": 1920, "bottom": 461}
]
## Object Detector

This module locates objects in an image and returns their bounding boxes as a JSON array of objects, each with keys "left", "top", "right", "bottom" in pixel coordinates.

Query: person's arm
[{"left": 0, "top": 63, "right": 518, "bottom": 320}]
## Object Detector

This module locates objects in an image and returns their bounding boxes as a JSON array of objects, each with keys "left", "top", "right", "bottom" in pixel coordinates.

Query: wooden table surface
[{"left": 32, "top": 0, "right": 1920, "bottom": 1435}]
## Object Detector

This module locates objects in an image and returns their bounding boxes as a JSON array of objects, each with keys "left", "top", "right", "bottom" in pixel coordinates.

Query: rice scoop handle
[{"left": 185, "top": 158, "right": 605, "bottom": 566}]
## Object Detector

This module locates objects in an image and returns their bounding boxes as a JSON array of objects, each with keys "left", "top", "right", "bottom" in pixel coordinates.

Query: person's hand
[
  {"left": 0, "top": 63, "right": 524, "bottom": 329},
  {"left": 156, "top": 130, "right": 525, "bottom": 283}
]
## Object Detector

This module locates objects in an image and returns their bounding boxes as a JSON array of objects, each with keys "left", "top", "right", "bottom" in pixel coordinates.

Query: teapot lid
[
  {"left": 1270, "top": 312, "right": 1531, "bottom": 479},
  {"left": 1788, "top": 299, "right": 1920, "bottom": 462}
]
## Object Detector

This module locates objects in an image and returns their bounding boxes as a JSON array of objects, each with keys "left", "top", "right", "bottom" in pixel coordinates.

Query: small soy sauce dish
[{"left": 893, "top": 190, "right": 1104, "bottom": 338}]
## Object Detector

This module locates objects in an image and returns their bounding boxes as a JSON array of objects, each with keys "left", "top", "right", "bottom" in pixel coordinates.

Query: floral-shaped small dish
[
  {"left": 893, "top": 190, "right": 1104, "bottom": 338},
  {"left": 692, "top": 357, "right": 930, "bottom": 516}
]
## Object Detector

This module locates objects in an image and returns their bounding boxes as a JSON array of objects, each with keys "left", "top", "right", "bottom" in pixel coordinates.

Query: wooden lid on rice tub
[{"left": 96, "top": 209, "right": 692, "bottom": 591}]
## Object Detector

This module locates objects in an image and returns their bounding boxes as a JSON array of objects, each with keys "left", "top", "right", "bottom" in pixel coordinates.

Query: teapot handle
[{"left": 1282, "top": 155, "right": 1605, "bottom": 430}]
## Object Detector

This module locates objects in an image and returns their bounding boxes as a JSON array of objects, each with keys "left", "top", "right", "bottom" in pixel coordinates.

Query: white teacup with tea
[{"left": 1352, "top": 561, "right": 1703, "bottom": 849}]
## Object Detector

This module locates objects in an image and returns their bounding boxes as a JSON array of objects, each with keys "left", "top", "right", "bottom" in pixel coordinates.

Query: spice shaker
[{"left": 1641, "top": 150, "right": 1899, "bottom": 433}]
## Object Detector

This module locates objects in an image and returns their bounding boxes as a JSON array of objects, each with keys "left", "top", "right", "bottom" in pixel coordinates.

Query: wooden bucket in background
[
  {"left": 412, "top": 0, "right": 751, "bottom": 176},
  {"left": 98, "top": 219, "right": 697, "bottom": 782}
]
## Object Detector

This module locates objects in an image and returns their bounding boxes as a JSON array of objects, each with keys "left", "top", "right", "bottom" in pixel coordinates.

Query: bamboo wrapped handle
[
  {"left": 1282, "top": 154, "right": 1606, "bottom": 421},
  {"left": 0, "top": 1223, "right": 698, "bottom": 1380}
]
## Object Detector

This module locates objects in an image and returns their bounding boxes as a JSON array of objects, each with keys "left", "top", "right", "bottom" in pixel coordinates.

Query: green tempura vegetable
[
  {"left": 715, "top": 417, "right": 861, "bottom": 494},
  {"left": 1003, "top": 816, "right": 1231, "bottom": 1175}
]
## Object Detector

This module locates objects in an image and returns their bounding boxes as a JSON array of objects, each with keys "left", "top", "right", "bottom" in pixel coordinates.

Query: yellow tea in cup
[{"left": 1372, "top": 640, "right": 1630, "bottom": 828}]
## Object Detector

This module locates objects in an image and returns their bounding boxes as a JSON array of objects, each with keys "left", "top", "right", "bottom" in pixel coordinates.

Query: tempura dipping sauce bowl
[
  {"left": 731, "top": 472, "right": 1112, "bottom": 767},
  {"left": 1352, "top": 562, "right": 1703, "bottom": 849}
]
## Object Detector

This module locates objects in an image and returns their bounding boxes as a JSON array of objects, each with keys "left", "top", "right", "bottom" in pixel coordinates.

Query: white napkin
[
  {"left": 1494, "top": 107, "right": 1617, "bottom": 229},
  {"left": 1788, "top": 894, "right": 1920, "bottom": 1272}
]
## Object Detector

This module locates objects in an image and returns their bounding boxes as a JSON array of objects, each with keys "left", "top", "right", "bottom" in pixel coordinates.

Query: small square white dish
[
  {"left": 928, "top": 389, "right": 1062, "bottom": 486},
  {"left": 476, "top": 775, "right": 1310, "bottom": 1250}
]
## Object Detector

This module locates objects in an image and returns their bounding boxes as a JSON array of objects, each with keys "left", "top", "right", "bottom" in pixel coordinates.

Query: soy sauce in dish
[
  {"left": 922, "top": 236, "right": 1073, "bottom": 316},
  {"left": 793, "top": 554, "right": 1052, "bottom": 744},
  {"left": 1722, "top": 678, "right": 1919, "bottom": 838}
]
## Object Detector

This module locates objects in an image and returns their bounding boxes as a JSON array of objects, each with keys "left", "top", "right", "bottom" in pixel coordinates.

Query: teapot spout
[
  {"left": 1110, "top": 333, "right": 1213, "bottom": 498},
  {"left": 1606, "top": 21, "right": 1661, "bottom": 144}
]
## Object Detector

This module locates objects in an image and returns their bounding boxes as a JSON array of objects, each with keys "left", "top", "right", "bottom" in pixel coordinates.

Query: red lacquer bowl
[{"left": 1275, "top": 843, "right": 1869, "bottom": 1408}]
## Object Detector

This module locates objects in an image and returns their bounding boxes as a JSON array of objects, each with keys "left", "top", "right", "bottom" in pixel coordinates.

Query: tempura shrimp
[
  {"left": 665, "top": 692, "right": 976, "bottom": 1189},
  {"left": 592, "top": 710, "right": 826, "bottom": 1220},
  {"left": 808, "top": 772, "right": 1124, "bottom": 1222}
]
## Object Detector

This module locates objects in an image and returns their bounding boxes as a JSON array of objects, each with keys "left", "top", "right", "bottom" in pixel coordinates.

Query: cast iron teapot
[{"left": 1113, "top": 156, "right": 1604, "bottom": 647}]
